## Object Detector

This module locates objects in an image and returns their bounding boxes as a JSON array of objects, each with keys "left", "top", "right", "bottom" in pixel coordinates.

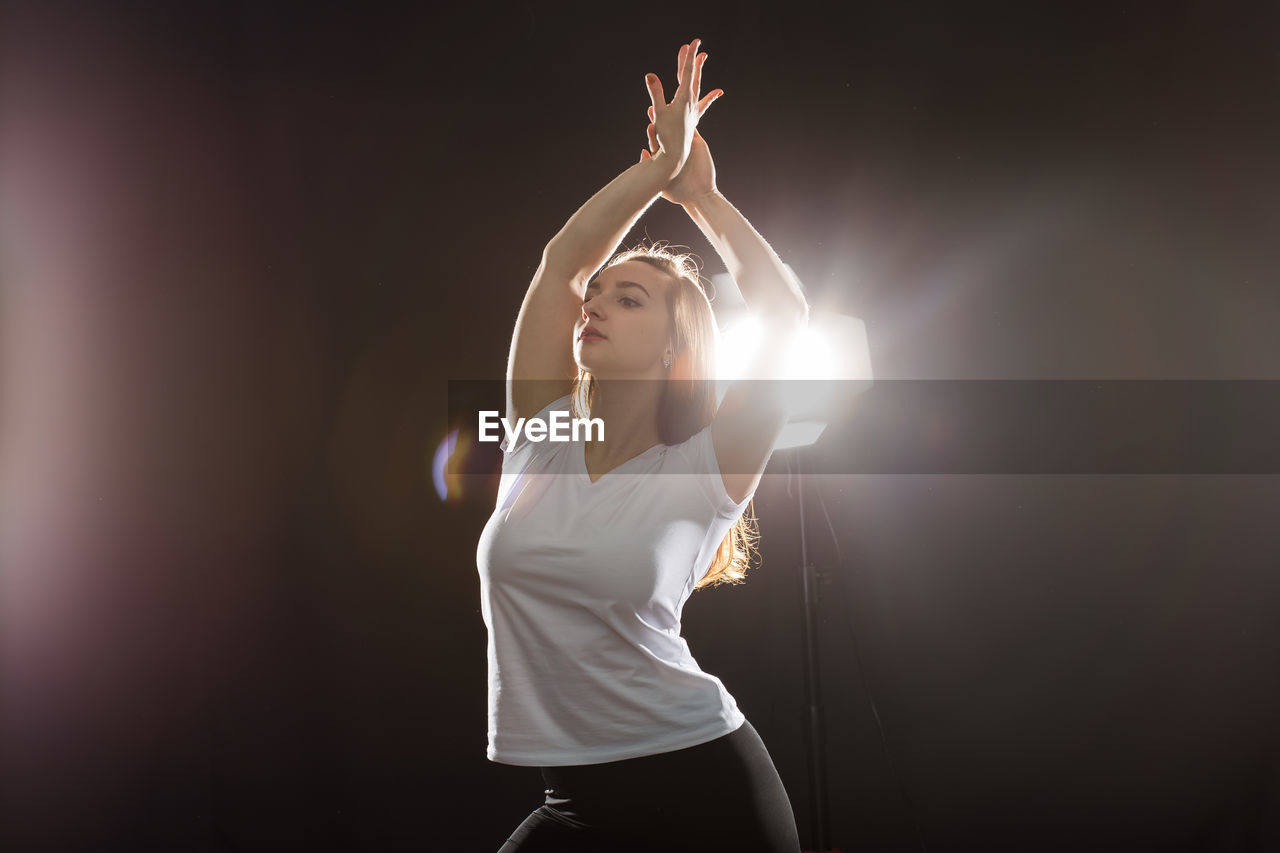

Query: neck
[{"left": 584, "top": 378, "right": 664, "bottom": 460}]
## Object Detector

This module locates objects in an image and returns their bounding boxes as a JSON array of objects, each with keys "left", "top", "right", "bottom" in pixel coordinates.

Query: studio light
[{"left": 711, "top": 270, "right": 873, "bottom": 448}]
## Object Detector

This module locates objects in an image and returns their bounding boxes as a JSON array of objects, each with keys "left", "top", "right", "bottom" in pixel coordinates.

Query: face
[{"left": 574, "top": 260, "right": 675, "bottom": 379}]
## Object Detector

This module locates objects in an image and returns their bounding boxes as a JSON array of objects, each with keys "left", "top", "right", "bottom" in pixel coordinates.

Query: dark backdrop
[{"left": 1, "top": 1, "right": 1277, "bottom": 850}]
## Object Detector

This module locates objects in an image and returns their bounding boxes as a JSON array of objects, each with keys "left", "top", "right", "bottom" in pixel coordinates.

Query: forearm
[
  {"left": 544, "top": 151, "right": 683, "bottom": 282},
  {"left": 683, "top": 190, "right": 808, "bottom": 319}
]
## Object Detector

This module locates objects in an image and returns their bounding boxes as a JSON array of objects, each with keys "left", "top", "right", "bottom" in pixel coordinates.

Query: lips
[{"left": 580, "top": 326, "right": 606, "bottom": 341}]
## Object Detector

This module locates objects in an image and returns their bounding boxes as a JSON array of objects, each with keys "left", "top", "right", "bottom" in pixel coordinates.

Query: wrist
[
  {"left": 679, "top": 188, "right": 722, "bottom": 213},
  {"left": 646, "top": 148, "right": 685, "bottom": 181}
]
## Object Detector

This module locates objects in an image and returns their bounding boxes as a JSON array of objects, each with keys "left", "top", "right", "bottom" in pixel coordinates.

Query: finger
[
  {"left": 648, "top": 104, "right": 654, "bottom": 121},
  {"left": 696, "top": 88, "right": 723, "bottom": 116},
  {"left": 645, "top": 72, "right": 665, "bottom": 108},
  {"left": 692, "top": 51, "right": 707, "bottom": 103},
  {"left": 647, "top": 122, "right": 658, "bottom": 153},
  {"left": 681, "top": 39, "right": 700, "bottom": 100},
  {"left": 640, "top": 148, "right": 650, "bottom": 162},
  {"left": 671, "top": 42, "right": 687, "bottom": 101}
]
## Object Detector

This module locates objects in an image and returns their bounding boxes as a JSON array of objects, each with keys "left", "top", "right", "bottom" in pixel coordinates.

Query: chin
[
  {"left": 575, "top": 348, "right": 611, "bottom": 371},
  {"left": 578, "top": 362, "right": 618, "bottom": 380}
]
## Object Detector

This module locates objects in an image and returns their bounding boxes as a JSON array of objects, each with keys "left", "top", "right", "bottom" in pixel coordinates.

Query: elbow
[
  {"left": 540, "top": 237, "right": 572, "bottom": 268},
  {"left": 539, "top": 242, "right": 589, "bottom": 283},
  {"left": 540, "top": 241, "right": 566, "bottom": 271}
]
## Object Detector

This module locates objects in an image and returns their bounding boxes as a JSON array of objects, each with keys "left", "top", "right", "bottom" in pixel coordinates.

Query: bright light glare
[
  {"left": 716, "top": 315, "right": 764, "bottom": 382},
  {"left": 786, "top": 325, "right": 837, "bottom": 380},
  {"left": 715, "top": 310, "right": 871, "bottom": 427}
]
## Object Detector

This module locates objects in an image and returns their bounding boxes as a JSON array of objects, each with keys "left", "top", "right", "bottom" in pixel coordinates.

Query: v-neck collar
[{"left": 577, "top": 436, "right": 666, "bottom": 486}]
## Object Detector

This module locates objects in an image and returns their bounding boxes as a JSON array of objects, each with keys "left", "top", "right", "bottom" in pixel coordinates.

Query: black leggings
[{"left": 497, "top": 719, "right": 801, "bottom": 852}]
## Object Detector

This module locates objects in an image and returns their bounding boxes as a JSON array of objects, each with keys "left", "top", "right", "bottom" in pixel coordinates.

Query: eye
[{"left": 582, "top": 294, "right": 640, "bottom": 307}]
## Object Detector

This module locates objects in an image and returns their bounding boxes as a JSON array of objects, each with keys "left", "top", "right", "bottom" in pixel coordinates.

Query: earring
[{"left": 663, "top": 356, "right": 672, "bottom": 369}]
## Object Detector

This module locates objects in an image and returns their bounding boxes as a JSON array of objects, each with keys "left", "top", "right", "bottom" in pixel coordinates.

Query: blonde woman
[{"left": 478, "top": 38, "right": 808, "bottom": 852}]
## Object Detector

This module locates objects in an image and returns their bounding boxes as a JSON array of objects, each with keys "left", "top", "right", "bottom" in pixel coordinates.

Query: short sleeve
[
  {"left": 499, "top": 393, "right": 573, "bottom": 456},
  {"left": 688, "top": 425, "right": 755, "bottom": 518}
]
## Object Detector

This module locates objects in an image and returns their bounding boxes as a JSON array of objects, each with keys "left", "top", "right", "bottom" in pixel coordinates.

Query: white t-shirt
[{"left": 475, "top": 392, "right": 754, "bottom": 766}]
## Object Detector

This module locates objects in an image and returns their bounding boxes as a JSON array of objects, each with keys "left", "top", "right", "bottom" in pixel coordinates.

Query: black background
[{"left": 1, "top": 1, "right": 1278, "bottom": 850}]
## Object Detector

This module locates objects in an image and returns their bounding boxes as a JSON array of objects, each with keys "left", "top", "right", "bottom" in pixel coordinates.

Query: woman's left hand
[{"left": 642, "top": 39, "right": 723, "bottom": 174}]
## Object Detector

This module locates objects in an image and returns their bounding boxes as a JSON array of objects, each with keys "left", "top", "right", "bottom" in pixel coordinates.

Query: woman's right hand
[{"left": 643, "top": 39, "right": 722, "bottom": 173}]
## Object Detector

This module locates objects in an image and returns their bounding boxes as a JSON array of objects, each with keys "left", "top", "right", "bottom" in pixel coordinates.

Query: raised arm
[
  {"left": 505, "top": 157, "right": 676, "bottom": 423},
  {"left": 506, "top": 39, "right": 721, "bottom": 422},
  {"left": 543, "top": 149, "right": 678, "bottom": 283},
  {"left": 546, "top": 39, "right": 720, "bottom": 276},
  {"left": 643, "top": 115, "right": 809, "bottom": 503},
  {"left": 692, "top": 185, "right": 810, "bottom": 504}
]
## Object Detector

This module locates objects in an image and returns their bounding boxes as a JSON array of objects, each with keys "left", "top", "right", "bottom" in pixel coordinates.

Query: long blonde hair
[{"left": 569, "top": 242, "right": 759, "bottom": 590}]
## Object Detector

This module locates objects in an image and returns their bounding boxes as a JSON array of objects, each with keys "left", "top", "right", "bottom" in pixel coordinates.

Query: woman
[{"left": 477, "top": 38, "right": 808, "bottom": 852}]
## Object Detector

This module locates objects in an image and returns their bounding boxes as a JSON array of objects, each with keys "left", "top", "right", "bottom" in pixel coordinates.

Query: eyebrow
[{"left": 584, "top": 279, "right": 651, "bottom": 299}]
